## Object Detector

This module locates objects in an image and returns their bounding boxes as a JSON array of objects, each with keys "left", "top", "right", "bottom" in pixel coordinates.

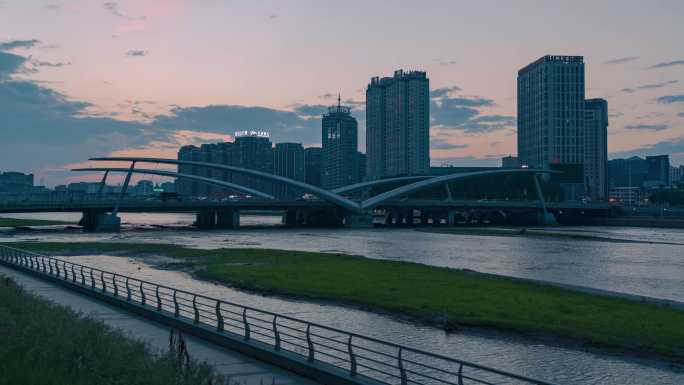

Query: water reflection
[
  {"left": 59, "top": 254, "right": 684, "bottom": 385},
  {"left": 1, "top": 212, "right": 683, "bottom": 302}
]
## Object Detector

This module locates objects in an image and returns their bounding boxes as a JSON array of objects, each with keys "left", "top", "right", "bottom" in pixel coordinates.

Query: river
[{"left": 1, "top": 212, "right": 683, "bottom": 384}]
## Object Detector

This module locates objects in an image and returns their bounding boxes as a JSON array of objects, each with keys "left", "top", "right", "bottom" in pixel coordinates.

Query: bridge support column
[
  {"left": 532, "top": 174, "right": 558, "bottom": 226},
  {"left": 447, "top": 209, "right": 456, "bottom": 226},
  {"left": 216, "top": 209, "right": 240, "bottom": 229},
  {"left": 344, "top": 213, "right": 373, "bottom": 228},
  {"left": 80, "top": 209, "right": 120, "bottom": 232},
  {"left": 384, "top": 211, "right": 395, "bottom": 226},
  {"left": 283, "top": 209, "right": 302, "bottom": 226},
  {"left": 196, "top": 210, "right": 216, "bottom": 229}
]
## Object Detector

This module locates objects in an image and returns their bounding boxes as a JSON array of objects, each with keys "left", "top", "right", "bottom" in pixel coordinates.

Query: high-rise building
[
  {"left": 177, "top": 133, "right": 274, "bottom": 197},
  {"left": 608, "top": 156, "right": 649, "bottom": 189},
  {"left": 518, "top": 55, "right": 585, "bottom": 170},
  {"left": 366, "top": 70, "right": 430, "bottom": 180},
  {"left": 645, "top": 155, "right": 670, "bottom": 188},
  {"left": 233, "top": 132, "right": 274, "bottom": 195},
  {"left": 584, "top": 98, "right": 608, "bottom": 200},
  {"left": 670, "top": 165, "right": 684, "bottom": 186},
  {"left": 322, "top": 98, "right": 359, "bottom": 189},
  {"left": 501, "top": 156, "right": 520, "bottom": 169},
  {"left": 0, "top": 171, "right": 33, "bottom": 193},
  {"left": 177, "top": 145, "right": 202, "bottom": 196},
  {"left": 356, "top": 152, "right": 367, "bottom": 182},
  {"left": 274, "top": 142, "right": 305, "bottom": 199},
  {"left": 304, "top": 147, "right": 322, "bottom": 187}
]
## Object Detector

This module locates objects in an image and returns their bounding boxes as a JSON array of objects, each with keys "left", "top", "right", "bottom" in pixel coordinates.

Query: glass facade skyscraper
[
  {"left": 366, "top": 70, "right": 430, "bottom": 180},
  {"left": 321, "top": 99, "right": 359, "bottom": 189}
]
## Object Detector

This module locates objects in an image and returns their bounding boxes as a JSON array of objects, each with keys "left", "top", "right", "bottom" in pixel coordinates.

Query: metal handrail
[{"left": 0, "top": 244, "right": 557, "bottom": 385}]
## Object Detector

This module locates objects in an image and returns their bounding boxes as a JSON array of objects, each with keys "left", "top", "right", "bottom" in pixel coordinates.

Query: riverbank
[
  {"left": 417, "top": 226, "right": 684, "bottom": 245},
  {"left": 0, "top": 218, "right": 73, "bottom": 227},
  {"left": 4, "top": 241, "right": 684, "bottom": 363},
  {"left": 0, "top": 273, "right": 223, "bottom": 385}
]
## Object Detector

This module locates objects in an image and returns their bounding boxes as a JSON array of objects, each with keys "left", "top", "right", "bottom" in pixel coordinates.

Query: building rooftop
[{"left": 518, "top": 55, "right": 584, "bottom": 76}]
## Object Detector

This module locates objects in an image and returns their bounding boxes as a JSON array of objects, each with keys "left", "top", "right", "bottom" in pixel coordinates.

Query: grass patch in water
[
  {"left": 0, "top": 218, "right": 72, "bottom": 227},
  {"left": 4, "top": 241, "right": 684, "bottom": 361}
]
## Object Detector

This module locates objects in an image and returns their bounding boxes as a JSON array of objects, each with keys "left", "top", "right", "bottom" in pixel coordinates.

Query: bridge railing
[{"left": 0, "top": 245, "right": 556, "bottom": 385}]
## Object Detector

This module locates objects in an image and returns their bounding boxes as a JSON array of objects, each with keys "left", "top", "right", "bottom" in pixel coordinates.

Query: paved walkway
[{"left": 0, "top": 265, "right": 318, "bottom": 385}]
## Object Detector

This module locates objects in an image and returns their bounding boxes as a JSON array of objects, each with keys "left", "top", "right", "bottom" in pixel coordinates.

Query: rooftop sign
[{"left": 234, "top": 130, "right": 270, "bottom": 138}]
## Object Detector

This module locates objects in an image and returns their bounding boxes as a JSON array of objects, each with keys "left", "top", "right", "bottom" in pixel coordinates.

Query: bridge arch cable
[
  {"left": 72, "top": 167, "right": 276, "bottom": 199},
  {"left": 88, "top": 157, "right": 363, "bottom": 213},
  {"left": 358, "top": 169, "right": 556, "bottom": 211}
]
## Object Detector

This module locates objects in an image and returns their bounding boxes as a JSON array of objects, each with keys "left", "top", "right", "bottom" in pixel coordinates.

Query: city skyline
[{"left": 1, "top": 1, "right": 684, "bottom": 186}]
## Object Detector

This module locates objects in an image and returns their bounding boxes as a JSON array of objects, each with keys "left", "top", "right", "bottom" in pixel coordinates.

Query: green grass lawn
[
  {"left": 0, "top": 218, "right": 73, "bottom": 227},
  {"left": 0, "top": 275, "right": 221, "bottom": 385},
  {"left": 5, "top": 241, "right": 684, "bottom": 361}
]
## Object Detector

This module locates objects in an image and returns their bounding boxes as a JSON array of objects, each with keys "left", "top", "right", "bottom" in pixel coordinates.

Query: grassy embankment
[
  {"left": 0, "top": 275, "right": 222, "bottom": 385},
  {"left": 5, "top": 241, "right": 684, "bottom": 361},
  {"left": 0, "top": 218, "right": 73, "bottom": 227}
]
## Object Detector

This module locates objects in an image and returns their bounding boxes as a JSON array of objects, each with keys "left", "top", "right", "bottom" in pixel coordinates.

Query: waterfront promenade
[{"left": 0, "top": 264, "right": 316, "bottom": 385}]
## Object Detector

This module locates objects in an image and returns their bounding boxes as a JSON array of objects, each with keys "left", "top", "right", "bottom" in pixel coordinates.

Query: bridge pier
[
  {"left": 80, "top": 209, "right": 121, "bottom": 232},
  {"left": 283, "top": 209, "right": 303, "bottom": 226},
  {"left": 196, "top": 209, "right": 240, "bottom": 229},
  {"left": 447, "top": 209, "right": 456, "bottom": 226},
  {"left": 216, "top": 209, "right": 240, "bottom": 229},
  {"left": 343, "top": 213, "right": 373, "bottom": 228}
]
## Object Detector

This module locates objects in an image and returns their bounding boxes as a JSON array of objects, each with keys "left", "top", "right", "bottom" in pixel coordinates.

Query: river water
[{"left": 1, "top": 212, "right": 683, "bottom": 384}]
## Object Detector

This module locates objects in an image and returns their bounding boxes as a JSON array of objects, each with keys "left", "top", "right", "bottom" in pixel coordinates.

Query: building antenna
[{"left": 338, "top": 93, "right": 341, "bottom": 108}]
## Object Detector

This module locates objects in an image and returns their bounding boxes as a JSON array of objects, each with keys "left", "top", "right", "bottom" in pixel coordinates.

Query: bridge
[{"left": 0, "top": 156, "right": 612, "bottom": 231}]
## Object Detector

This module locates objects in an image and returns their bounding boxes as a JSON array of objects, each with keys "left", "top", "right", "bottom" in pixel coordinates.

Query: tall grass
[{"left": 0, "top": 275, "right": 223, "bottom": 385}]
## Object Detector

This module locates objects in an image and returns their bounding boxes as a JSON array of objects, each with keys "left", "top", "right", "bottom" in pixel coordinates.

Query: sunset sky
[{"left": 1, "top": 0, "right": 683, "bottom": 186}]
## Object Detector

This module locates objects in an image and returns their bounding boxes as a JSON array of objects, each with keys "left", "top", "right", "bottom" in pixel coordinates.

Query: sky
[{"left": 1, "top": 0, "right": 683, "bottom": 187}]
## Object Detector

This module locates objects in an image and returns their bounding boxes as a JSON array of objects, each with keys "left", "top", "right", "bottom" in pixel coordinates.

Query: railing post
[
  {"left": 80, "top": 266, "right": 85, "bottom": 285},
  {"left": 273, "top": 315, "right": 280, "bottom": 351},
  {"left": 192, "top": 295, "right": 199, "bottom": 324},
  {"left": 155, "top": 286, "right": 161, "bottom": 311},
  {"left": 348, "top": 335, "right": 357, "bottom": 377},
  {"left": 126, "top": 278, "right": 131, "bottom": 301},
  {"left": 55, "top": 261, "right": 60, "bottom": 278},
  {"left": 90, "top": 269, "right": 95, "bottom": 288},
  {"left": 71, "top": 265, "right": 76, "bottom": 283},
  {"left": 173, "top": 290, "right": 179, "bottom": 317},
  {"left": 113, "top": 274, "right": 119, "bottom": 297},
  {"left": 306, "top": 324, "right": 314, "bottom": 362},
  {"left": 140, "top": 282, "right": 146, "bottom": 305},
  {"left": 216, "top": 301, "right": 224, "bottom": 332},
  {"left": 243, "top": 308, "right": 250, "bottom": 341},
  {"left": 41, "top": 257, "right": 46, "bottom": 273},
  {"left": 101, "top": 271, "right": 106, "bottom": 293},
  {"left": 398, "top": 347, "right": 407, "bottom": 385},
  {"left": 458, "top": 363, "right": 464, "bottom": 385}
]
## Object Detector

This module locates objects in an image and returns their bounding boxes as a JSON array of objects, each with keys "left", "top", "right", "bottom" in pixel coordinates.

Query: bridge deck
[{"left": 0, "top": 199, "right": 612, "bottom": 213}]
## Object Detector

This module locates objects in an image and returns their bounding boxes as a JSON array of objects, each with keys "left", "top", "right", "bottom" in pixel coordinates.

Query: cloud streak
[
  {"left": 0, "top": 39, "right": 41, "bottom": 50},
  {"left": 603, "top": 56, "right": 639, "bottom": 65},
  {"left": 656, "top": 95, "right": 684, "bottom": 104},
  {"left": 649, "top": 60, "right": 684, "bottom": 69},
  {"left": 103, "top": 2, "right": 145, "bottom": 20},
  {"left": 430, "top": 85, "right": 462, "bottom": 98},
  {"left": 430, "top": 138, "right": 468, "bottom": 150},
  {"left": 622, "top": 80, "right": 677, "bottom": 93},
  {"left": 624, "top": 124, "right": 669, "bottom": 131}
]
